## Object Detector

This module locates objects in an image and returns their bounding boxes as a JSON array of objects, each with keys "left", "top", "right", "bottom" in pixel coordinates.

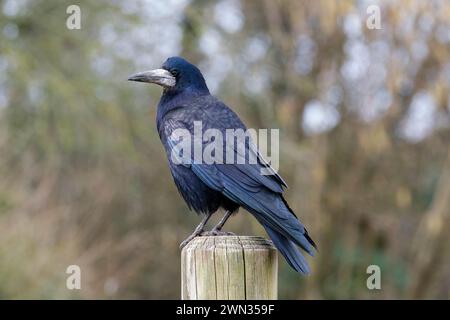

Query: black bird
[{"left": 128, "top": 57, "right": 316, "bottom": 274}]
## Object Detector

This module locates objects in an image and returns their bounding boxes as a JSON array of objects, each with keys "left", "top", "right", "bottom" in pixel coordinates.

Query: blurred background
[{"left": 0, "top": 0, "right": 449, "bottom": 299}]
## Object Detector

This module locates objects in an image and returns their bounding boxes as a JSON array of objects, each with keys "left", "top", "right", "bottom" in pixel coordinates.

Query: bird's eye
[{"left": 170, "top": 69, "right": 179, "bottom": 77}]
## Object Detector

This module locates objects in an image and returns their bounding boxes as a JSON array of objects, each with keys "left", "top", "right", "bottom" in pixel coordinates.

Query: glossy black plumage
[{"left": 152, "top": 57, "right": 316, "bottom": 273}]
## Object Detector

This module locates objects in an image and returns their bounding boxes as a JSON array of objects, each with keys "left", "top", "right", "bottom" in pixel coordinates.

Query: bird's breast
[{"left": 167, "top": 160, "right": 222, "bottom": 215}]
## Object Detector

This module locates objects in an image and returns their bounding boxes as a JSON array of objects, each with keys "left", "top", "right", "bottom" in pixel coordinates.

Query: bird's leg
[
  {"left": 208, "top": 210, "right": 234, "bottom": 235},
  {"left": 180, "top": 213, "right": 211, "bottom": 249},
  {"left": 212, "top": 210, "right": 232, "bottom": 232}
]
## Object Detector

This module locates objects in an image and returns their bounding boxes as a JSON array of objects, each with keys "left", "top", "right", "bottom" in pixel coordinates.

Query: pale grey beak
[{"left": 127, "top": 68, "right": 176, "bottom": 88}]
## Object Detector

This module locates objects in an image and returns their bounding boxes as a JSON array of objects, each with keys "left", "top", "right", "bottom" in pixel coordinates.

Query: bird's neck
[{"left": 156, "top": 88, "right": 208, "bottom": 131}]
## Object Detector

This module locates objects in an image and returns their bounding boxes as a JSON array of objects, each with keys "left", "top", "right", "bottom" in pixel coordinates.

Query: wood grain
[{"left": 181, "top": 235, "right": 278, "bottom": 300}]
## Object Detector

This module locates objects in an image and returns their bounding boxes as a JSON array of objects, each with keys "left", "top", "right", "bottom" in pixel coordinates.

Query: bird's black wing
[{"left": 164, "top": 100, "right": 316, "bottom": 274}]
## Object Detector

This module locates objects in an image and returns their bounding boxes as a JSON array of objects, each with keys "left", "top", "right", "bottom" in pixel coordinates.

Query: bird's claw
[
  {"left": 180, "top": 230, "right": 203, "bottom": 249},
  {"left": 200, "top": 230, "right": 235, "bottom": 236},
  {"left": 179, "top": 238, "right": 192, "bottom": 249},
  {"left": 180, "top": 229, "right": 235, "bottom": 249}
]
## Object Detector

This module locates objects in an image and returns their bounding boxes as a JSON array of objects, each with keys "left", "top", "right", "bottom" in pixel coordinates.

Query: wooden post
[{"left": 181, "top": 235, "right": 278, "bottom": 300}]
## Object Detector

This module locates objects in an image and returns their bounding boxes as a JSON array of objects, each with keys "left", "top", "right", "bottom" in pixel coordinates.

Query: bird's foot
[
  {"left": 201, "top": 230, "right": 235, "bottom": 237},
  {"left": 180, "top": 214, "right": 213, "bottom": 249},
  {"left": 180, "top": 230, "right": 204, "bottom": 249}
]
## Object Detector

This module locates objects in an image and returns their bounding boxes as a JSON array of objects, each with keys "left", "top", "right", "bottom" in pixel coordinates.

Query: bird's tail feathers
[
  {"left": 242, "top": 195, "right": 316, "bottom": 274},
  {"left": 264, "top": 224, "right": 311, "bottom": 274},
  {"left": 248, "top": 197, "right": 316, "bottom": 256}
]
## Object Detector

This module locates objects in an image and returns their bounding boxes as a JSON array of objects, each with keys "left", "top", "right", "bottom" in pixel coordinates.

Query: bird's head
[{"left": 128, "top": 56, "right": 209, "bottom": 94}]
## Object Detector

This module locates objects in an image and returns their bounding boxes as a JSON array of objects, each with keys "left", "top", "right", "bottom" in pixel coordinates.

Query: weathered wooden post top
[{"left": 181, "top": 235, "right": 278, "bottom": 300}]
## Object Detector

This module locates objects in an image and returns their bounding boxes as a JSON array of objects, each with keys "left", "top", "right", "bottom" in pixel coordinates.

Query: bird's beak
[{"left": 127, "top": 69, "right": 176, "bottom": 88}]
